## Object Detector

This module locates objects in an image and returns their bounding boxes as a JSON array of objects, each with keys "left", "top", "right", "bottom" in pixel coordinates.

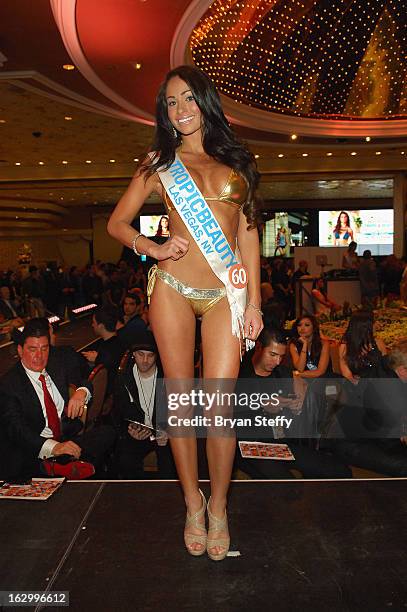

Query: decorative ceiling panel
[{"left": 190, "top": 0, "right": 406, "bottom": 120}]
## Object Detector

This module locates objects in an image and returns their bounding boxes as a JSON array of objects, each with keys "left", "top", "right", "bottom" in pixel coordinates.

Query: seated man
[
  {"left": 0, "top": 318, "right": 115, "bottom": 481},
  {"left": 0, "top": 285, "right": 24, "bottom": 337},
  {"left": 116, "top": 292, "right": 148, "bottom": 349},
  {"left": 328, "top": 339, "right": 407, "bottom": 476},
  {"left": 82, "top": 306, "right": 126, "bottom": 396},
  {"left": 113, "top": 330, "right": 176, "bottom": 479},
  {"left": 236, "top": 327, "right": 351, "bottom": 479}
]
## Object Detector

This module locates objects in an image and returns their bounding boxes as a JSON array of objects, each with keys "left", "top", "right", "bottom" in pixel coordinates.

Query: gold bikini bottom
[{"left": 147, "top": 265, "right": 226, "bottom": 317}]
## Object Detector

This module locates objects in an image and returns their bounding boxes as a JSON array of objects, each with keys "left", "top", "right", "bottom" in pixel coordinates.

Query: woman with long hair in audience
[
  {"left": 339, "top": 309, "right": 387, "bottom": 384},
  {"left": 289, "top": 315, "right": 331, "bottom": 378},
  {"left": 108, "top": 65, "right": 262, "bottom": 561}
]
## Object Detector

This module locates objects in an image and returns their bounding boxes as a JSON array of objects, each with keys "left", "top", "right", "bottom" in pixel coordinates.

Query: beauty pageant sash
[{"left": 157, "top": 154, "right": 254, "bottom": 351}]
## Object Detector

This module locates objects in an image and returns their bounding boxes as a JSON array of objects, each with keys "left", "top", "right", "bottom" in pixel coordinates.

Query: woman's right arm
[
  {"left": 289, "top": 340, "right": 307, "bottom": 371},
  {"left": 107, "top": 166, "right": 189, "bottom": 261}
]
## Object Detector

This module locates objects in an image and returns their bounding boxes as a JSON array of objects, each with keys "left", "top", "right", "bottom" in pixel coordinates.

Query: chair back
[
  {"left": 86, "top": 364, "right": 108, "bottom": 429},
  {"left": 118, "top": 349, "right": 131, "bottom": 373}
]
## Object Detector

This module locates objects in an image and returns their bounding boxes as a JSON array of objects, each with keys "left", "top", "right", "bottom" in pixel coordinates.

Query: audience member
[
  {"left": 292, "top": 259, "right": 310, "bottom": 283},
  {"left": 106, "top": 269, "right": 126, "bottom": 307},
  {"left": 311, "top": 277, "right": 340, "bottom": 318},
  {"left": 113, "top": 330, "right": 176, "bottom": 479},
  {"left": 0, "top": 318, "right": 115, "bottom": 481},
  {"left": 380, "top": 255, "right": 403, "bottom": 303},
  {"left": 342, "top": 241, "right": 359, "bottom": 270},
  {"left": 338, "top": 309, "right": 387, "bottom": 385},
  {"left": 82, "top": 306, "right": 125, "bottom": 395},
  {"left": 22, "top": 266, "right": 46, "bottom": 317},
  {"left": 289, "top": 315, "right": 331, "bottom": 379},
  {"left": 116, "top": 292, "right": 148, "bottom": 349},
  {"left": 328, "top": 340, "right": 407, "bottom": 476},
  {"left": 82, "top": 264, "right": 104, "bottom": 305},
  {"left": 359, "top": 250, "right": 380, "bottom": 308},
  {"left": 236, "top": 328, "right": 350, "bottom": 479}
]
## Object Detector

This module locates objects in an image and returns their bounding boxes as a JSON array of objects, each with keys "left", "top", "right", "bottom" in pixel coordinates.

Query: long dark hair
[
  {"left": 141, "top": 65, "right": 260, "bottom": 228},
  {"left": 334, "top": 211, "right": 351, "bottom": 235},
  {"left": 291, "top": 315, "right": 322, "bottom": 362},
  {"left": 342, "top": 310, "right": 375, "bottom": 373},
  {"left": 155, "top": 215, "right": 169, "bottom": 237}
]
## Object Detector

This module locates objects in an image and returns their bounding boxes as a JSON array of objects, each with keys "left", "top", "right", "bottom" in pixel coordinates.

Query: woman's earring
[{"left": 173, "top": 127, "right": 177, "bottom": 138}]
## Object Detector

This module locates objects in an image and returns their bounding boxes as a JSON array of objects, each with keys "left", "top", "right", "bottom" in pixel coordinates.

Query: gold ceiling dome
[{"left": 190, "top": 0, "right": 406, "bottom": 120}]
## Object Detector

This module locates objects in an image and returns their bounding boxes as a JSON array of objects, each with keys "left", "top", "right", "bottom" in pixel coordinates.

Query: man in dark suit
[
  {"left": 113, "top": 330, "right": 176, "bottom": 479},
  {"left": 0, "top": 318, "right": 115, "bottom": 481}
]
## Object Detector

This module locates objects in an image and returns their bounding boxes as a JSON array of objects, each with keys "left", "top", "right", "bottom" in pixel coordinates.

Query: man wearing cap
[{"left": 113, "top": 330, "right": 176, "bottom": 479}]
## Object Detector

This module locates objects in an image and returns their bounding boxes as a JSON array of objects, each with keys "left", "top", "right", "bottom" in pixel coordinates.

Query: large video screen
[
  {"left": 262, "top": 212, "right": 309, "bottom": 257},
  {"left": 139, "top": 215, "right": 170, "bottom": 238},
  {"left": 319, "top": 209, "right": 393, "bottom": 255}
]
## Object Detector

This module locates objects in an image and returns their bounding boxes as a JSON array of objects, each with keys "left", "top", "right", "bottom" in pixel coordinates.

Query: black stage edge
[{"left": 1, "top": 480, "right": 407, "bottom": 612}]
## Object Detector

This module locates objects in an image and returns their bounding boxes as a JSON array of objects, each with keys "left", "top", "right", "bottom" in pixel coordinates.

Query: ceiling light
[
  {"left": 291, "top": 134, "right": 298, "bottom": 141},
  {"left": 85, "top": 160, "right": 92, "bottom": 164},
  {"left": 134, "top": 63, "right": 142, "bottom": 70},
  {"left": 64, "top": 116, "right": 73, "bottom": 121},
  {"left": 38, "top": 161, "right": 44, "bottom": 165},
  {"left": 326, "top": 152, "right": 333, "bottom": 156},
  {"left": 254, "top": 154, "right": 260, "bottom": 159},
  {"left": 365, "top": 136, "right": 371, "bottom": 142},
  {"left": 15, "top": 162, "right": 21, "bottom": 165},
  {"left": 302, "top": 153, "right": 308, "bottom": 157},
  {"left": 401, "top": 151, "right": 405, "bottom": 155},
  {"left": 0, "top": 119, "right": 6, "bottom": 123},
  {"left": 375, "top": 151, "right": 382, "bottom": 155},
  {"left": 278, "top": 154, "right": 284, "bottom": 158},
  {"left": 63, "top": 64, "right": 75, "bottom": 71},
  {"left": 15, "top": 216, "right": 19, "bottom": 219},
  {"left": 109, "top": 159, "right": 116, "bottom": 163},
  {"left": 133, "top": 158, "right": 139, "bottom": 162},
  {"left": 62, "top": 160, "right": 68, "bottom": 164},
  {"left": 351, "top": 152, "right": 357, "bottom": 156}
]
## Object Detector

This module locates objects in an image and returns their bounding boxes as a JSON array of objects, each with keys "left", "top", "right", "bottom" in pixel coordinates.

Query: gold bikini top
[{"left": 162, "top": 168, "right": 248, "bottom": 212}]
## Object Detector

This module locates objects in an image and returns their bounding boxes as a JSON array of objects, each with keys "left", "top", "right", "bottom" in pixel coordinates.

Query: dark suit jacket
[
  {"left": 0, "top": 349, "right": 92, "bottom": 478},
  {"left": 0, "top": 298, "right": 20, "bottom": 320}
]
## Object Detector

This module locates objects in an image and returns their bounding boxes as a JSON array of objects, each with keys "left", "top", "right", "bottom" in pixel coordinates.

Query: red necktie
[{"left": 39, "top": 373, "right": 61, "bottom": 441}]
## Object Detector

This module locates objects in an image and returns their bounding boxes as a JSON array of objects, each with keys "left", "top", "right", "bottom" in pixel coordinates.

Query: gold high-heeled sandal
[
  {"left": 184, "top": 489, "right": 207, "bottom": 556},
  {"left": 207, "top": 497, "right": 230, "bottom": 561}
]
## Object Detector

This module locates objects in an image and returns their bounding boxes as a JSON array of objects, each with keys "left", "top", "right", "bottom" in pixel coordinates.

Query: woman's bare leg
[
  {"left": 149, "top": 279, "right": 204, "bottom": 552},
  {"left": 201, "top": 298, "right": 241, "bottom": 556}
]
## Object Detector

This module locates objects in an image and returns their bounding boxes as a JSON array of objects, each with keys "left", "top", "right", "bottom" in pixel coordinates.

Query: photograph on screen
[
  {"left": 139, "top": 215, "right": 170, "bottom": 238},
  {"left": 318, "top": 209, "right": 393, "bottom": 256},
  {"left": 262, "top": 212, "right": 309, "bottom": 257}
]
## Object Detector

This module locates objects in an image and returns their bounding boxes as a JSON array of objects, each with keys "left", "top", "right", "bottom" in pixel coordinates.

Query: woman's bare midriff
[{"left": 153, "top": 178, "right": 241, "bottom": 289}]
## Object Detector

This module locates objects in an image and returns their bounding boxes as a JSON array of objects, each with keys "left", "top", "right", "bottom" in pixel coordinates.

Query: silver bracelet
[
  {"left": 132, "top": 234, "right": 145, "bottom": 256},
  {"left": 247, "top": 302, "right": 263, "bottom": 316}
]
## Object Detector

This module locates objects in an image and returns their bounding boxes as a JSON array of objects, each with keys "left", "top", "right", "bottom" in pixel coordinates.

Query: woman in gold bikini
[{"left": 108, "top": 65, "right": 263, "bottom": 561}]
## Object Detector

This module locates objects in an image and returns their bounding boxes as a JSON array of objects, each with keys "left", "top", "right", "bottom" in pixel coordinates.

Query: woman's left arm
[
  {"left": 296, "top": 340, "right": 330, "bottom": 379},
  {"left": 237, "top": 211, "right": 263, "bottom": 341}
]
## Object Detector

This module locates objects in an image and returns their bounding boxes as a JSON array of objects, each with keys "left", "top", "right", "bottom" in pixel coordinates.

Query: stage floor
[{"left": 1, "top": 480, "right": 406, "bottom": 611}]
